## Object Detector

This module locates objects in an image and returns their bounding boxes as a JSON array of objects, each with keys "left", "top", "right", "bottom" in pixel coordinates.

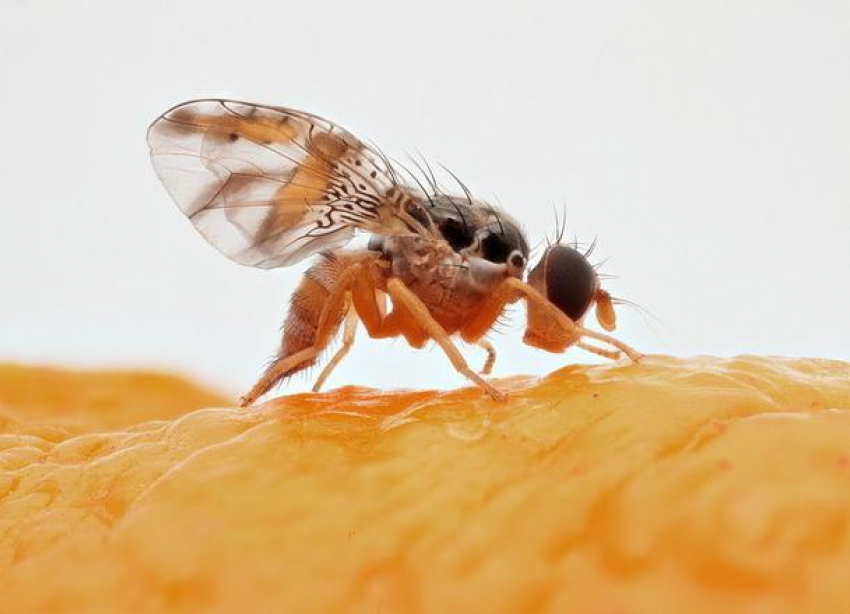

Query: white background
[{"left": 1, "top": 0, "right": 848, "bottom": 397}]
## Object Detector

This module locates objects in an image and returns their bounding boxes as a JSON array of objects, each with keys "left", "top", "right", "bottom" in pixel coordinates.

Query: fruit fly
[{"left": 147, "top": 99, "right": 642, "bottom": 404}]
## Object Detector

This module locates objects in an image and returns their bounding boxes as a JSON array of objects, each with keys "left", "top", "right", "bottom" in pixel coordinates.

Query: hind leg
[
  {"left": 312, "top": 309, "right": 358, "bottom": 392},
  {"left": 239, "top": 347, "right": 322, "bottom": 407},
  {"left": 239, "top": 266, "right": 362, "bottom": 407}
]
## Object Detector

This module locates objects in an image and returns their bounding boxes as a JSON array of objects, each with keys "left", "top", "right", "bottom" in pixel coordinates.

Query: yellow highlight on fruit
[{"left": 2, "top": 356, "right": 850, "bottom": 612}]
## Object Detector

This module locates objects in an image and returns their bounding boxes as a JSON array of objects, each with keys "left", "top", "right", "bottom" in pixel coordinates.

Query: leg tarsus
[
  {"left": 577, "top": 328, "right": 643, "bottom": 362},
  {"left": 240, "top": 347, "right": 320, "bottom": 406},
  {"left": 476, "top": 339, "right": 497, "bottom": 375},
  {"left": 576, "top": 340, "right": 621, "bottom": 361},
  {"left": 461, "top": 366, "right": 508, "bottom": 402}
]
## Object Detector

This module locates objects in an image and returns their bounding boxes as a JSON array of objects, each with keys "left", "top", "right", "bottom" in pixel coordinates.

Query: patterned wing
[{"left": 147, "top": 99, "right": 413, "bottom": 268}]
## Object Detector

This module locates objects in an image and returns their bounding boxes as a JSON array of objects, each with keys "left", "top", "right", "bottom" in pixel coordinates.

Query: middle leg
[
  {"left": 385, "top": 278, "right": 508, "bottom": 402},
  {"left": 475, "top": 339, "right": 497, "bottom": 375}
]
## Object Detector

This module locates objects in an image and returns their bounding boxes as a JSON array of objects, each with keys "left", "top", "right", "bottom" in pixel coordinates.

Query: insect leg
[
  {"left": 349, "top": 269, "right": 398, "bottom": 338},
  {"left": 503, "top": 278, "right": 643, "bottom": 362},
  {"left": 312, "top": 308, "right": 359, "bottom": 392},
  {"left": 475, "top": 339, "right": 497, "bottom": 375},
  {"left": 385, "top": 278, "right": 508, "bottom": 402},
  {"left": 575, "top": 328, "right": 643, "bottom": 362},
  {"left": 239, "top": 347, "right": 322, "bottom": 407},
  {"left": 576, "top": 341, "right": 621, "bottom": 361},
  {"left": 240, "top": 263, "right": 363, "bottom": 407}
]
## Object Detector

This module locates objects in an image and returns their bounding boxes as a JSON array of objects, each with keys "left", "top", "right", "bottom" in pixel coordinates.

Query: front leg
[
  {"left": 384, "top": 278, "right": 509, "bottom": 402},
  {"left": 503, "top": 278, "right": 643, "bottom": 362},
  {"left": 460, "top": 277, "right": 642, "bottom": 362}
]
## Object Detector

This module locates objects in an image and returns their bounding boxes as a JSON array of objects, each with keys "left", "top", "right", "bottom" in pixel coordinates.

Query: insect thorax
[{"left": 374, "top": 234, "right": 505, "bottom": 330}]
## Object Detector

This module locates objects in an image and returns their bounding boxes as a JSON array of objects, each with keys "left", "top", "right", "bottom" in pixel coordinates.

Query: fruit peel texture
[{"left": 2, "top": 356, "right": 850, "bottom": 612}]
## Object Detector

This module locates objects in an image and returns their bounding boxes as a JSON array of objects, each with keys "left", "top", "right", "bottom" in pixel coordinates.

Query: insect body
[{"left": 148, "top": 99, "right": 641, "bottom": 404}]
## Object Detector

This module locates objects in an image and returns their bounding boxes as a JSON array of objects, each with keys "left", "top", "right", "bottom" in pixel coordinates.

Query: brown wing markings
[
  {"left": 157, "top": 102, "right": 349, "bottom": 195},
  {"left": 221, "top": 101, "right": 360, "bottom": 186},
  {"left": 155, "top": 141, "right": 341, "bottom": 201},
  {"left": 261, "top": 161, "right": 334, "bottom": 241},
  {"left": 205, "top": 104, "right": 389, "bottom": 237},
  {"left": 171, "top": 101, "right": 301, "bottom": 148},
  {"left": 212, "top": 101, "right": 400, "bottom": 224},
  {"left": 155, "top": 113, "right": 340, "bottom": 187},
  {"left": 299, "top": 121, "right": 395, "bottom": 206},
  {"left": 149, "top": 99, "right": 420, "bottom": 268},
  {"left": 156, "top": 112, "right": 340, "bottom": 236},
  {"left": 156, "top": 152, "right": 334, "bottom": 235}
]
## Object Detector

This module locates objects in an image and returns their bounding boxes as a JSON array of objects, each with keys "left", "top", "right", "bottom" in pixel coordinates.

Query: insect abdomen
[
  {"left": 280, "top": 256, "right": 349, "bottom": 364},
  {"left": 239, "top": 251, "right": 375, "bottom": 406}
]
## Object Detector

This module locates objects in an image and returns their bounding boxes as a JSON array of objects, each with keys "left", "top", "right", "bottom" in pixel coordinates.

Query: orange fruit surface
[{"left": 1, "top": 355, "right": 850, "bottom": 612}]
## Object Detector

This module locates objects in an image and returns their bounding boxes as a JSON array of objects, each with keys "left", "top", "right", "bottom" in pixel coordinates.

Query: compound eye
[
  {"left": 480, "top": 232, "right": 512, "bottom": 263},
  {"left": 437, "top": 218, "right": 475, "bottom": 252},
  {"left": 539, "top": 245, "right": 597, "bottom": 321}
]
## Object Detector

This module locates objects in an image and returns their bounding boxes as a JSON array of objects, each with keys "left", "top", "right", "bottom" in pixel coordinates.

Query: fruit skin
[{"left": 2, "top": 356, "right": 850, "bottom": 613}]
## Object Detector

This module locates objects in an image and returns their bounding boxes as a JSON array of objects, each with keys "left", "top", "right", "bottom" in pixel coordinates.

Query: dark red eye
[{"left": 531, "top": 244, "right": 597, "bottom": 321}]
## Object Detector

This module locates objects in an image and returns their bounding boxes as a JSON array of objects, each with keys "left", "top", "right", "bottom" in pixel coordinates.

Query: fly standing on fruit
[{"left": 147, "top": 99, "right": 642, "bottom": 405}]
